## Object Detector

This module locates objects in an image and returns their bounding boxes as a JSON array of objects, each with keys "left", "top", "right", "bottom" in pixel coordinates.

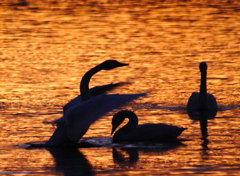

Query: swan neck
[
  {"left": 80, "top": 65, "right": 102, "bottom": 102},
  {"left": 118, "top": 112, "right": 138, "bottom": 134},
  {"left": 200, "top": 71, "right": 207, "bottom": 95},
  {"left": 199, "top": 70, "right": 207, "bottom": 110}
]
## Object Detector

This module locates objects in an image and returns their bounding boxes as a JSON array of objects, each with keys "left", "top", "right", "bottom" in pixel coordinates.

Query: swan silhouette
[
  {"left": 186, "top": 62, "right": 218, "bottom": 111},
  {"left": 111, "top": 110, "right": 186, "bottom": 143},
  {"left": 45, "top": 93, "right": 145, "bottom": 147},
  {"left": 63, "top": 60, "right": 129, "bottom": 113},
  {"left": 49, "top": 60, "right": 128, "bottom": 125}
]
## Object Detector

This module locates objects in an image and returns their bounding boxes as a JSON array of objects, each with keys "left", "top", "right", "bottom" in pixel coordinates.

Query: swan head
[
  {"left": 111, "top": 110, "right": 129, "bottom": 135},
  {"left": 199, "top": 62, "right": 207, "bottom": 72},
  {"left": 100, "top": 60, "right": 129, "bottom": 70}
]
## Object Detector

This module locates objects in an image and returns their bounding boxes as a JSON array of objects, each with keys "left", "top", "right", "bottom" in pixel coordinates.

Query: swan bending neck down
[
  {"left": 111, "top": 110, "right": 186, "bottom": 143},
  {"left": 186, "top": 62, "right": 218, "bottom": 111},
  {"left": 80, "top": 60, "right": 128, "bottom": 102},
  {"left": 62, "top": 60, "right": 128, "bottom": 113}
]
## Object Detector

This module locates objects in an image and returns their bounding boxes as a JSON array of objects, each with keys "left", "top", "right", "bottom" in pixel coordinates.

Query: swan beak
[
  {"left": 111, "top": 127, "right": 116, "bottom": 135},
  {"left": 118, "top": 62, "right": 129, "bottom": 67}
]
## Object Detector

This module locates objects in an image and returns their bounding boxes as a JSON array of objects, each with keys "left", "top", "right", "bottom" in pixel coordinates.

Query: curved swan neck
[
  {"left": 112, "top": 111, "right": 138, "bottom": 135},
  {"left": 121, "top": 112, "right": 138, "bottom": 133},
  {"left": 80, "top": 64, "right": 103, "bottom": 102}
]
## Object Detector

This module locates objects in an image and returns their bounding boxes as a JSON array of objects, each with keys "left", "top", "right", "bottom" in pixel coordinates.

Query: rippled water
[{"left": 1, "top": 0, "right": 240, "bottom": 175}]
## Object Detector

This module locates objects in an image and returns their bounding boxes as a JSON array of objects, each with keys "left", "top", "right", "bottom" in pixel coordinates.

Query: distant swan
[
  {"left": 186, "top": 62, "right": 218, "bottom": 111},
  {"left": 111, "top": 110, "right": 186, "bottom": 143},
  {"left": 63, "top": 60, "right": 129, "bottom": 113}
]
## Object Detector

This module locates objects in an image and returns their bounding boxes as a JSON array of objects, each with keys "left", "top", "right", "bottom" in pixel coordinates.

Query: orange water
[{"left": 0, "top": 1, "right": 240, "bottom": 175}]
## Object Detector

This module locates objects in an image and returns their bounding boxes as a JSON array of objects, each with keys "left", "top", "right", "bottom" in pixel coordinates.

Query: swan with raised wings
[
  {"left": 186, "top": 62, "right": 218, "bottom": 111},
  {"left": 63, "top": 60, "right": 129, "bottom": 113},
  {"left": 45, "top": 93, "right": 146, "bottom": 147},
  {"left": 111, "top": 110, "right": 186, "bottom": 142}
]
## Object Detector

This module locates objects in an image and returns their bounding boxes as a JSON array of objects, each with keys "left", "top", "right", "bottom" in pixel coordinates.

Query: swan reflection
[
  {"left": 112, "top": 147, "right": 139, "bottom": 166},
  {"left": 112, "top": 142, "right": 184, "bottom": 167},
  {"left": 47, "top": 148, "right": 93, "bottom": 176},
  {"left": 187, "top": 110, "right": 217, "bottom": 143}
]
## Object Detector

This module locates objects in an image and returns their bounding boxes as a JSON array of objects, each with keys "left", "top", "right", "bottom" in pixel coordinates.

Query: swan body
[
  {"left": 186, "top": 92, "right": 218, "bottom": 111},
  {"left": 186, "top": 62, "right": 218, "bottom": 111},
  {"left": 63, "top": 60, "right": 128, "bottom": 113},
  {"left": 111, "top": 110, "right": 186, "bottom": 143},
  {"left": 45, "top": 93, "right": 146, "bottom": 147}
]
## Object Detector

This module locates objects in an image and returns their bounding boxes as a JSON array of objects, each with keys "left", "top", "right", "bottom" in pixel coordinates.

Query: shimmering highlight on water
[{"left": 0, "top": 0, "right": 240, "bottom": 175}]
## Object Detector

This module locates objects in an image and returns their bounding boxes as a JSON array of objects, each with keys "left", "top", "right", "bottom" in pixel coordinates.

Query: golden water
[{"left": 0, "top": 0, "right": 240, "bottom": 175}]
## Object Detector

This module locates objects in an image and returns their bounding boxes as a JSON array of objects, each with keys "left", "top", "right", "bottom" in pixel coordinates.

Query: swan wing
[
  {"left": 207, "top": 93, "right": 218, "bottom": 110},
  {"left": 63, "top": 82, "right": 127, "bottom": 113},
  {"left": 90, "top": 82, "right": 126, "bottom": 96},
  {"left": 66, "top": 93, "right": 146, "bottom": 141},
  {"left": 63, "top": 95, "right": 82, "bottom": 113},
  {"left": 186, "top": 92, "right": 199, "bottom": 110}
]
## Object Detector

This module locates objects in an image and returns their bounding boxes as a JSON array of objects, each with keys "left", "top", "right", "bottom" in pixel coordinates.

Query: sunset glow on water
[{"left": 0, "top": 0, "right": 240, "bottom": 175}]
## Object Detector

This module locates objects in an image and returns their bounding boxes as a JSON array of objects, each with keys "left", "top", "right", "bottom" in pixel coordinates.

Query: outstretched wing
[
  {"left": 66, "top": 93, "right": 146, "bottom": 141},
  {"left": 63, "top": 82, "right": 127, "bottom": 113},
  {"left": 46, "top": 93, "right": 146, "bottom": 146}
]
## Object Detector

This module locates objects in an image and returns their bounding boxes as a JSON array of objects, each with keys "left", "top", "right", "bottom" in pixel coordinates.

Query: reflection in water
[
  {"left": 47, "top": 148, "right": 93, "bottom": 176},
  {"left": 199, "top": 111, "right": 209, "bottom": 140},
  {"left": 112, "top": 147, "right": 139, "bottom": 166},
  {"left": 112, "top": 142, "right": 184, "bottom": 167},
  {"left": 187, "top": 110, "right": 217, "bottom": 140},
  {"left": 187, "top": 110, "right": 216, "bottom": 155},
  {"left": 187, "top": 110, "right": 217, "bottom": 121}
]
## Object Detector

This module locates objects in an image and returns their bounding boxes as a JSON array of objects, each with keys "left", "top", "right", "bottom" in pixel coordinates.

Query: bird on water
[
  {"left": 186, "top": 62, "right": 218, "bottom": 111},
  {"left": 111, "top": 110, "right": 186, "bottom": 143}
]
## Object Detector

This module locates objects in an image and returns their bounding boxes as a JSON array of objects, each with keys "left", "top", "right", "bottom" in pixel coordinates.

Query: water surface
[{"left": 0, "top": 0, "right": 240, "bottom": 175}]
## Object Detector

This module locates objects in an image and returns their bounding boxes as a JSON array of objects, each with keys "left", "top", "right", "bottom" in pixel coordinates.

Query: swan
[
  {"left": 45, "top": 93, "right": 146, "bottom": 147},
  {"left": 63, "top": 60, "right": 129, "bottom": 113},
  {"left": 186, "top": 62, "right": 218, "bottom": 111},
  {"left": 111, "top": 110, "right": 186, "bottom": 143}
]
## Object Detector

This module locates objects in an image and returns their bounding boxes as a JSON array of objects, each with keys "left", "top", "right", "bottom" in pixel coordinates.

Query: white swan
[
  {"left": 186, "top": 62, "right": 218, "bottom": 111},
  {"left": 45, "top": 94, "right": 146, "bottom": 147},
  {"left": 63, "top": 60, "right": 129, "bottom": 113},
  {"left": 111, "top": 110, "right": 186, "bottom": 143}
]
